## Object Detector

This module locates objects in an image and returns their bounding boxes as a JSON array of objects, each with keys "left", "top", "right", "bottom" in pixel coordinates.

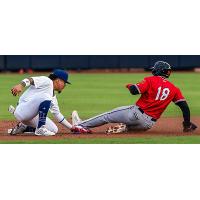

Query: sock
[{"left": 37, "top": 100, "right": 51, "bottom": 129}]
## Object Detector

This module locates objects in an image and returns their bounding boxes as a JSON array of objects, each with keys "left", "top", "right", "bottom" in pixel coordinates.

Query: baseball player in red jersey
[{"left": 71, "top": 61, "right": 197, "bottom": 134}]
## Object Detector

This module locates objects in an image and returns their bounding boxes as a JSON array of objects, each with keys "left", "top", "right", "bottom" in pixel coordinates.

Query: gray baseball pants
[{"left": 79, "top": 105, "right": 156, "bottom": 131}]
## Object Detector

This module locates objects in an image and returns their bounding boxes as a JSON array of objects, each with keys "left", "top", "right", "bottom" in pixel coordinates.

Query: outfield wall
[{"left": 1, "top": 55, "right": 200, "bottom": 71}]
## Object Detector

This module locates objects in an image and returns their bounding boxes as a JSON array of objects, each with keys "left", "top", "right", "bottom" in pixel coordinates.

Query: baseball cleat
[
  {"left": 10, "top": 122, "right": 27, "bottom": 135},
  {"left": 72, "top": 110, "right": 82, "bottom": 126},
  {"left": 106, "top": 123, "right": 127, "bottom": 134},
  {"left": 7, "top": 129, "right": 13, "bottom": 134},
  {"left": 8, "top": 105, "right": 15, "bottom": 114},
  {"left": 71, "top": 125, "right": 92, "bottom": 134},
  {"left": 35, "top": 126, "right": 56, "bottom": 136}
]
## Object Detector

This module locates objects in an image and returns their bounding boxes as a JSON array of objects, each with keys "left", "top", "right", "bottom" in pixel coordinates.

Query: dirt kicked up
[{"left": 0, "top": 117, "right": 199, "bottom": 141}]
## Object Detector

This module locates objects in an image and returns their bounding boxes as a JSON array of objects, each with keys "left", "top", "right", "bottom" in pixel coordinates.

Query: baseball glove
[{"left": 183, "top": 121, "right": 197, "bottom": 132}]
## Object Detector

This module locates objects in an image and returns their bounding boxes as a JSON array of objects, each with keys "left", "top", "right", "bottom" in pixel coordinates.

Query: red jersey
[{"left": 134, "top": 76, "right": 185, "bottom": 119}]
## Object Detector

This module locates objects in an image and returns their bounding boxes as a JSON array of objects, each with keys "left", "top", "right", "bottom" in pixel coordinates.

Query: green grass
[
  {"left": 1, "top": 135, "right": 200, "bottom": 144},
  {"left": 1, "top": 72, "right": 200, "bottom": 120}
]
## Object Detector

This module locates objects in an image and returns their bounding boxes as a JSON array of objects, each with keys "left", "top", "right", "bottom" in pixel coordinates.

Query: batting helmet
[{"left": 151, "top": 61, "right": 172, "bottom": 78}]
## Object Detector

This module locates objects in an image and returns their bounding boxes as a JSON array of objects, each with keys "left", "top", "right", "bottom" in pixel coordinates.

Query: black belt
[{"left": 138, "top": 107, "right": 157, "bottom": 122}]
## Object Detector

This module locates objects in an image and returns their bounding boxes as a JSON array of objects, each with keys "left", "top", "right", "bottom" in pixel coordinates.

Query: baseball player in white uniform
[{"left": 10, "top": 69, "right": 91, "bottom": 136}]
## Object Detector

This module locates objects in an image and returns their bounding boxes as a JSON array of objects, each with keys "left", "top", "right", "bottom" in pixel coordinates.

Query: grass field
[
  {"left": 1, "top": 135, "right": 200, "bottom": 144},
  {"left": 2, "top": 72, "right": 200, "bottom": 119},
  {"left": 1, "top": 72, "right": 200, "bottom": 144}
]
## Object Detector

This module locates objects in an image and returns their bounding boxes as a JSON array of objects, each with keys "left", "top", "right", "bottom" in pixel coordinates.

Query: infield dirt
[{"left": 0, "top": 117, "right": 199, "bottom": 141}]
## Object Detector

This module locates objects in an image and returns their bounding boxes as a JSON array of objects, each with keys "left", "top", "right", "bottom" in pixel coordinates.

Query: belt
[{"left": 138, "top": 107, "right": 157, "bottom": 122}]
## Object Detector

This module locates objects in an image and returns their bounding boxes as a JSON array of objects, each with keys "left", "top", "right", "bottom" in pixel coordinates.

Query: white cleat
[
  {"left": 10, "top": 122, "right": 27, "bottom": 135},
  {"left": 72, "top": 110, "right": 82, "bottom": 126},
  {"left": 35, "top": 126, "right": 56, "bottom": 136},
  {"left": 8, "top": 105, "right": 15, "bottom": 114}
]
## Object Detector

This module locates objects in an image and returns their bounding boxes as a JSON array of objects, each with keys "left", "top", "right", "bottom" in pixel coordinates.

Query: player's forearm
[
  {"left": 53, "top": 113, "right": 72, "bottom": 129},
  {"left": 60, "top": 119, "right": 73, "bottom": 129},
  {"left": 11, "top": 77, "right": 34, "bottom": 96},
  {"left": 176, "top": 101, "right": 190, "bottom": 123},
  {"left": 126, "top": 84, "right": 140, "bottom": 95}
]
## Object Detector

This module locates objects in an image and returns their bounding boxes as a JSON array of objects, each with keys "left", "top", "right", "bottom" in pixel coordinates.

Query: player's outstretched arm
[
  {"left": 176, "top": 101, "right": 197, "bottom": 132},
  {"left": 50, "top": 99, "right": 90, "bottom": 133},
  {"left": 53, "top": 112, "right": 91, "bottom": 133},
  {"left": 11, "top": 78, "right": 34, "bottom": 96}
]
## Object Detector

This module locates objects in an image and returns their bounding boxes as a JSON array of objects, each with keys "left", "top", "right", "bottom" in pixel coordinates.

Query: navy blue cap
[{"left": 53, "top": 69, "right": 71, "bottom": 84}]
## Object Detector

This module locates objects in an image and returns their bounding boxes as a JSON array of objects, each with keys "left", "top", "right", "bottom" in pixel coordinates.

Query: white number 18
[{"left": 155, "top": 87, "right": 170, "bottom": 100}]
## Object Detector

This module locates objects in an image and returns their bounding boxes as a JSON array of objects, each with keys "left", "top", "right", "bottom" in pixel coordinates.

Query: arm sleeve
[
  {"left": 126, "top": 84, "right": 140, "bottom": 95},
  {"left": 49, "top": 96, "right": 72, "bottom": 129},
  {"left": 56, "top": 116, "right": 73, "bottom": 129},
  {"left": 176, "top": 101, "right": 190, "bottom": 124}
]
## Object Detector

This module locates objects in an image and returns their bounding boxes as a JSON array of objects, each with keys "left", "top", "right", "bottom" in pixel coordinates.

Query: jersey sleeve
[
  {"left": 135, "top": 78, "right": 150, "bottom": 94},
  {"left": 173, "top": 87, "right": 186, "bottom": 103},
  {"left": 50, "top": 96, "right": 72, "bottom": 129},
  {"left": 50, "top": 96, "right": 62, "bottom": 118},
  {"left": 32, "top": 76, "right": 52, "bottom": 89}
]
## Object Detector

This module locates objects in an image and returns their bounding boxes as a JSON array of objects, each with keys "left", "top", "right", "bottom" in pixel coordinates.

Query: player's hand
[
  {"left": 183, "top": 121, "right": 197, "bottom": 132},
  {"left": 71, "top": 125, "right": 92, "bottom": 134},
  {"left": 11, "top": 84, "right": 24, "bottom": 96},
  {"left": 126, "top": 83, "right": 133, "bottom": 89}
]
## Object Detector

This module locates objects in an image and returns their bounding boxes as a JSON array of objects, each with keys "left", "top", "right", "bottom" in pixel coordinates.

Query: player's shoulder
[
  {"left": 38, "top": 76, "right": 51, "bottom": 81},
  {"left": 31, "top": 76, "right": 53, "bottom": 88},
  {"left": 145, "top": 76, "right": 171, "bottom": 83},
  {"left": 145, "top": 76, "right": 178, "bottom": 86},
  {"left": 143, "top": 75, "right": 160, "bottom": 81},
  {"left": 33, "top": 76, "right": 52, "bottom": 83},
  {"left": 163, "top": 78, "right": 177, "bottom": 87},
  {"left": 163, "top": 78, "right": 182, "bottom": 91}
]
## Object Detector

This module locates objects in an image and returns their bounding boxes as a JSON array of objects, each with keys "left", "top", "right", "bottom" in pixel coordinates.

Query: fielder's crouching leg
[{"left": 12, "top": 105, "right": 58, "bottom": 135}]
